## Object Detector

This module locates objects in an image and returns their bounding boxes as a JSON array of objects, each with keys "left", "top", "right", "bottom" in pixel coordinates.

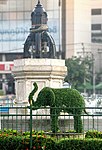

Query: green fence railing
[{"left": 0, "top": 106, "right": 102, "bottom": 149}]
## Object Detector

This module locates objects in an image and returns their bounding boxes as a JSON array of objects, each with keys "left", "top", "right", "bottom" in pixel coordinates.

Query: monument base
[{"left": 12, "top": 58, "right": 67, "bottom": 104}]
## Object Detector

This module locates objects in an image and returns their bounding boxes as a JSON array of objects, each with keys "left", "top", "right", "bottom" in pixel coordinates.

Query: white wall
[{"left": 65, "top": 0, "right": 91, "bottom": 58}]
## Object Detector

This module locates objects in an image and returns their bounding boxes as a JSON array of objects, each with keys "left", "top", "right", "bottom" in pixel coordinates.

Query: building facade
[
  {"left": 0, "top": 0, "right": 102, "bottom": 94},
  {"left": 64, "top": 0, "right": 91, "bottom": 58},
  {"left": 91, "top": 0, "right": 102, "bottom": 72},
  {"left": 0, "top": 0, "right": 61, "bottom": 54},
  {"left": 0, "top": 0, "right": 102, "bottom": 57}
]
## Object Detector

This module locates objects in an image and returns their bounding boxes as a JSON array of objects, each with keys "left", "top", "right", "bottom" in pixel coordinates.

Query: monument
[
  {"left": 12, "top": 0, "right": 67, "bottom": 105},
  {"left": 23, "top": 0, "right": 56, "bottom": 59}
]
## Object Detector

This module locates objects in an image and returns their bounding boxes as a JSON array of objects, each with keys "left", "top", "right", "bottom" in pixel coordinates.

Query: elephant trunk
[{"left": 28, "top": 82, "right": 38, "bottom": 104}]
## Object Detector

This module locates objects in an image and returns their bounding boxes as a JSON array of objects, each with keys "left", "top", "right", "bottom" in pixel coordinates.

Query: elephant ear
[{"left": 37, "top": 87, "right": 55, "bottom": 106}]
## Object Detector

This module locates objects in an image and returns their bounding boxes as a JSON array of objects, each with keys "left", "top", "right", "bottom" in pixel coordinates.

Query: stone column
[{"left": 12, "top": 58, "right": 67, "bottom": 105}]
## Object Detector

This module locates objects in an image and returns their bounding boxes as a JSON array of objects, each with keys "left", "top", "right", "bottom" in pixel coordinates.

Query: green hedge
[
  {"left": 85, "top": 130, "right": 102, "bottom": 138},
  {"left": 0, "top": 135, "right": 57, "bottom": 150},
  {"left": 0, "top": 129, "right": 56, "bottom": 150},
  {"left": 1, "top": 135, "right": 102, "bottom": 150},
  {"left": 1, "top": 129, "right": 102, "bottom": 149},
  {"left": 56, "top": 138, "right": 102, "bottom": 150}
]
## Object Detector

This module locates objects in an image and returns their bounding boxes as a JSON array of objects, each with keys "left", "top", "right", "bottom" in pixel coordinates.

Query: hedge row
[
  {"left": 1, "top": 136, "right": 102, "bottom": 150},
  {"left": 56, "top": 138, "right": 102, "bottom": 150},
  {"left": 0, "top": 129, "right": 57, "bottom": 150},
  {"left": 85, "top": 130, "right": 102, "bottom": 138},
  {"left": 0, "top": 129, "right": 102, "bottom": 149}
]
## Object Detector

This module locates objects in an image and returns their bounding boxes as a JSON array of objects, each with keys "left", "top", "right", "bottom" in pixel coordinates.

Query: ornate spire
[{"left": 38, "top": 0, "right": 40, "bottom": 4}]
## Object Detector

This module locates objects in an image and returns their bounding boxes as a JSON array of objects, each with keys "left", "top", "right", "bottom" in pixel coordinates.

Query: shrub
[
  {"left": 0, "top": 135, "right": 23, "bottom": 150},
  {"left": 56, "top": 138, "right": 102, "bottom": 150},
  {"left": 0, "top": 129, "right": 56, "bottom": 150},
  {"left": 28, "top": 82, "right": 86, "bottom": 133},
  {"left": 85, "top": 130, "right": 102, "bottom": 138},
  {"left": 2, "top": 129, "right": 102, "bottom": 150}
]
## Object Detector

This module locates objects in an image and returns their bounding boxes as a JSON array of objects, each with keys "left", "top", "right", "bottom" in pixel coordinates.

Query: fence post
[
  {"left": 92, "top": 115, "right": 94, "bottom": 129},
  {"left": 30, "top": 100, "right": 32, "bottom": 149}
]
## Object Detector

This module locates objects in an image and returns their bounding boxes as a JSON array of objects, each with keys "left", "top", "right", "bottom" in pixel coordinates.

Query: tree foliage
[
  {"left": 95, "top": 71, "right": 102, "bottom": 85},
  {"left": 64, "top": 56, "right": 93, "bottom": 89}
]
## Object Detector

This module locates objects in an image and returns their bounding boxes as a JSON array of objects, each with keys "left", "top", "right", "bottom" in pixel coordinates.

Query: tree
[{"left": 64, "top": 56, "right": 93, "bottom": 89}]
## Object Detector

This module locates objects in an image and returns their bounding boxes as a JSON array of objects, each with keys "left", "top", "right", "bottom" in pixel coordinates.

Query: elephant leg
[
  {"left": 50, "top": 108, "right": 60, "bottom": 133},
  {"left": 73, "top": 115, "right": 83, "bottom": 133}
]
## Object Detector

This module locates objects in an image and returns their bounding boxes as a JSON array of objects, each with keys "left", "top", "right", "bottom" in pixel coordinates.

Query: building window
[
  {"left": 91, "top": 32, "right": 102, "bottom": 43},
  {"left": 91, "top": 24, "right": 101, "bottom": 30},
  {"left": 91, "top": 9, "right": 101, "bottom": 15}
]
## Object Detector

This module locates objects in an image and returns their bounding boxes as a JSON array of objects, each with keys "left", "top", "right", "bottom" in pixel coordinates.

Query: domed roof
[{"left": 31, "top": 0, "right": 47, "bottom": 17}]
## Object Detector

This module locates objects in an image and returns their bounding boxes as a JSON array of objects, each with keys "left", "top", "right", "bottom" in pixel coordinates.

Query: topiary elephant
[{"left": 28, "top": 82, "right": 86, "bottom": 133}]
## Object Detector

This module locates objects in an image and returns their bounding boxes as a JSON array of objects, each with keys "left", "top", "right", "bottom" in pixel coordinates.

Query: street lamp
[{"left": 92, "top": 53, "right": 96, "bottom": 96}]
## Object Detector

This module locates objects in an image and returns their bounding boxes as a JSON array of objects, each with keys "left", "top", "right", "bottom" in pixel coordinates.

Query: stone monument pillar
[
  {"left": 12, "top": 1, "right": 67, "bottom": 105},
  {"left": 12, "top": 58, "right": 67, "bottom": 105}
]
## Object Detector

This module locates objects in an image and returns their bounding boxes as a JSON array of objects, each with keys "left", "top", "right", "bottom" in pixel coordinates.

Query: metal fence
[
  {"left": 1, "top": 106, "right": 102, "bottom": 149},
  {"left": 0, "top": 106, "right": 102, "bottom": 132}
]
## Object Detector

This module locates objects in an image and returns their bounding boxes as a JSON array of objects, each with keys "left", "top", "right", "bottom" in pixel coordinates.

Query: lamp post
[
  {"left": 58, "top": 0, "right": 62, "bottom": 59},
  {"left": 92, "top": 53, "right": 96, "bottom": 96},
  {"left": 81, "top": 43, "right": 87, "bottom": 94}
]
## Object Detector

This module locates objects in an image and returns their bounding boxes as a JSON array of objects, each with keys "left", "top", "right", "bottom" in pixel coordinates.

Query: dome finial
[{"left": 38, "top": 0, "right": 40, "bottom": 4}]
